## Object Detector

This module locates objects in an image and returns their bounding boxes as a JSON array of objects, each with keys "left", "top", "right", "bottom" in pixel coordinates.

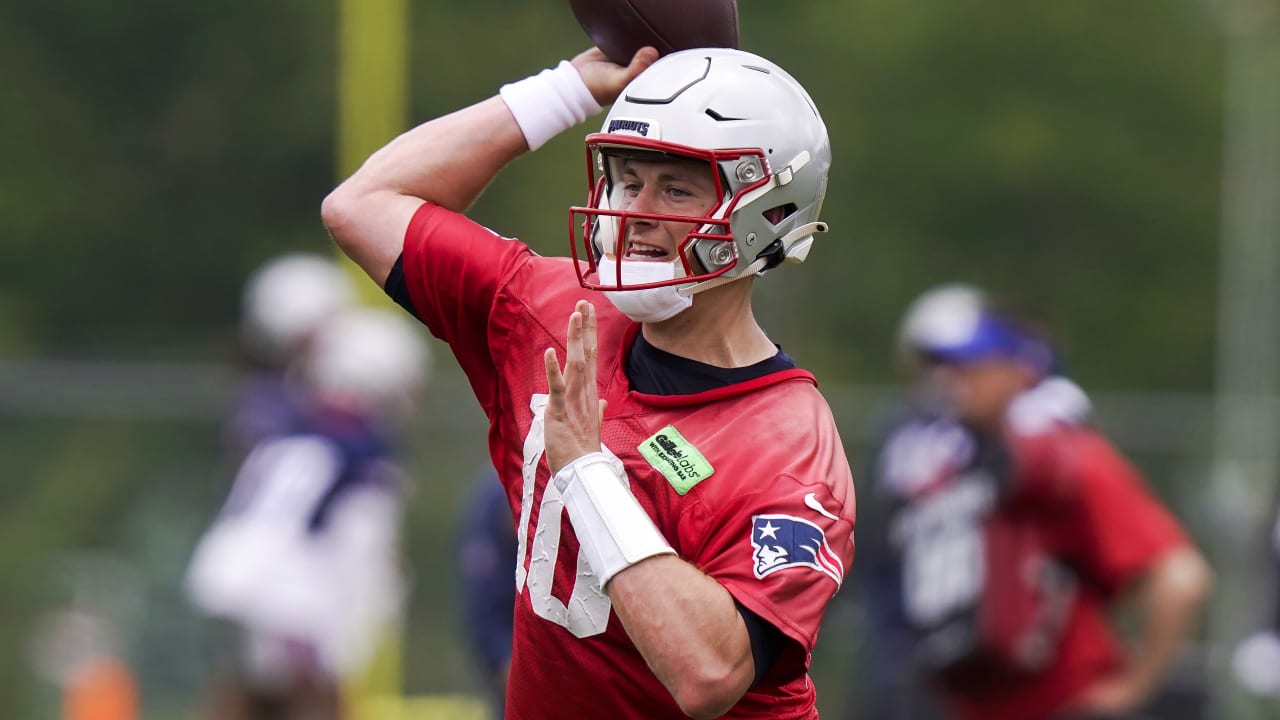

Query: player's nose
[{"left": 624, "top": 184, "right": 661, "bottom": 219}]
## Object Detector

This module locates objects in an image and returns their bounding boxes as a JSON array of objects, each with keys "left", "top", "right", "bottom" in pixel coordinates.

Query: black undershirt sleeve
[
  {"left": 736, "top": 601, "right": 785, "bottom": 684},
  {"left": 382, "top": 254, "right": 421, "bottom": 321}
]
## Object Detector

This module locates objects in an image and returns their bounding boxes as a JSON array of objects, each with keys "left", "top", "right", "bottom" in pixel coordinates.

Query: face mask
[{"left": 602, "top": 260, "right": 694, "bottom": 323}]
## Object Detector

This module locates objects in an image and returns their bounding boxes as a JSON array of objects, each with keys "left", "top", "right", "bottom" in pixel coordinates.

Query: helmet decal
[{"left": 605, "top": 118, "right": 658, "bottom": 138}]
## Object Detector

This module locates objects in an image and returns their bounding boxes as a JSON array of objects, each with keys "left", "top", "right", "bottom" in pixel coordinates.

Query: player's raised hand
[
  {"left": 571, "top": 46, "right": 658, "bottom": 106},
  {"left": 543, "top": 300, "right": 607, "bottom": 473}
]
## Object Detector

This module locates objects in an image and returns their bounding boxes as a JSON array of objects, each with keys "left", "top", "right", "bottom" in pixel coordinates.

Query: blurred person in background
[
  {"left": 185, "top": 306, "right": 429, "bottom": 720},
  {"left": 868, "top": 284, "right": 1211, "bottom": 720},
  {"left": 843, "top": 295, "right": 998, "bottom": 720},
  {"left": 30, "top": 607, "right": 139, "bottom": 720},
  {"left": 1231, "top": 492, "right": 1280, "bottom": 700},
  {"left": 454, "top": 467, "right": 517, "bottom": 720},
  {"left": 228, "top": 253, "right": 356, "bottom": 458}
]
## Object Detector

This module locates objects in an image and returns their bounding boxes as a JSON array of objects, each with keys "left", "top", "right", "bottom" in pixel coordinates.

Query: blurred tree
[
  {"left": 0, "top": 0, "right": 337, "bottom": 356},
  {"left": 0, "top": 0, "right": 1224, "bottom": 391},
  {"left": 741, "top": 0, "right": 1223, "bottom": 390}
]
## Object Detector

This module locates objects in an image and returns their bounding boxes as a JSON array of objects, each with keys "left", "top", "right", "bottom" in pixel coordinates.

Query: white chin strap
[
  {"left": 602, "top": 260, "right": 694, "bottom": 323},
  {"left": 603, "top": 215, "right": 829, "bottom": 317}
]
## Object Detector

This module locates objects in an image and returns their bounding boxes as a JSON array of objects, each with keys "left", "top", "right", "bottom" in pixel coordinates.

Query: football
[{"left": 569, "top": 0, "right": 740, "bottom": 66}]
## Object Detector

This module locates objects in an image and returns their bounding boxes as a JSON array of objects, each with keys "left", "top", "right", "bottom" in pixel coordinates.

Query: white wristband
[
  {"left": 499, "top": 60, "right": 602, "bottom": 152},
  {"left": 554, "top": 452, "right": 675, "bottom": 589}
]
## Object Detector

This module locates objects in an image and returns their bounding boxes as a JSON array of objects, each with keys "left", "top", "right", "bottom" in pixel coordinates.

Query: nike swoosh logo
[{"left": 804, "top": 492, "right": 840, "bottom": 521}]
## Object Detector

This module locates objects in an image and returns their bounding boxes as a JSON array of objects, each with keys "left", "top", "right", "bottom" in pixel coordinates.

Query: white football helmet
[
  {"left": 897, "top": 283, "right": 1054, "bottom": 376},
  {"left": 570, "top": 48, "right": 831, "bottom": 294},
  {"left": 242, "top": 254, "right": 356, "bottom": 364},
  {"left": 305, "top": 308, "right": 430, "bottom": 412},
  {"left": 896, "top": 283, "right": 989, "bottom": 364}
]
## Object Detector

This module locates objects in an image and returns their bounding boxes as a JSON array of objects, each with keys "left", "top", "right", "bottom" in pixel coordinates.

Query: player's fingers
[
  {"left": 598, "top": 399, "right": 608, "bottom": 424},
  {"left": 543, "top": 347, "right": 566, "bottom": 413},
  {"left": 627, "top": 46, "right": 659, "bottom": 76},
  {"left": 564, "top": 310, "right": 585, "bottom": 382},
  {"left": 565, "top": 308, "right": 583, "bottom": 349},
  {"left": 581, "top": 300, "right": 597, "bottom": 353},
  {"left": 571, "top": 46, "right": 610, "bottom": 66},
  {"left": 562, "top": 309, "right": 599, "bottom": 419},
  {"left": 581, "top": 301, "right": 599, "bottom": 389}
]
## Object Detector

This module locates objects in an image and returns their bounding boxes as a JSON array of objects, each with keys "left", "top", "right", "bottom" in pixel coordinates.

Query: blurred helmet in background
[
  {"left": 304, "top": 307, "right": 430, "bottom": 416},
  {"left": 242, "top": 254, "right": 356, "bottom": 365},
  {"left": 897, "top": 283, "right": 1053, "bottom": 378},
  {"left": 896, "top": 283, "right": 989, "bottom": 370}
]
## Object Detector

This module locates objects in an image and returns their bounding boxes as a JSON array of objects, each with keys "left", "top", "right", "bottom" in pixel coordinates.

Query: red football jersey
[
  {"left": 941, "top": 425, "right": 1189, "bottom": 720},
  {"left": 400, "top": 202, "right": 857, "bottom": 719}
]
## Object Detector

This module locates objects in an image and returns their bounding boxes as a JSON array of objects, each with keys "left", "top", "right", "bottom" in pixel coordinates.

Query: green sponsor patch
[{"left": 638, "top": 425, "right": 714, "bottom": 495}]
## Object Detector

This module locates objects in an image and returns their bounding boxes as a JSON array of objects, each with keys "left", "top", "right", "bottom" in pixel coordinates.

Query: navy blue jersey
[{"left": 456, "top": 471, "right": 518, "bottom": 676}]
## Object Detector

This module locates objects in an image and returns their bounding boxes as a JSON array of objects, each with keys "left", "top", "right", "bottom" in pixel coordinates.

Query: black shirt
[{"left": 627, "top": 331, "right": 797, "bottom": 395}]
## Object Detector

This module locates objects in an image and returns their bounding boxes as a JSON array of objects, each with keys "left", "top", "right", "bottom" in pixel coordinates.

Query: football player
[
  {"left": 872, "top": 284, "right": 1211, "bottom": 720},
  {"left": 1230, "top": 492, "right": 1280, "bottom": 698},
  {"left": 322, "top": 47, "right": 856, "bottom": 719},
  {"left": 454, "top": 468, "right": 517, "bottom": 720},
  {"left": 188, "top": 307, "right": 428, "bottom": 720},
  {"left": 228, "top": 253, "right": 356, "bottom": 457}
]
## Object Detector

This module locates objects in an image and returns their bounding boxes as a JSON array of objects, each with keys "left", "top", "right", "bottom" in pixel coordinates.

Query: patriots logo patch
[{"left": 750, "top": 514, "right": 844, "bottom": 587}]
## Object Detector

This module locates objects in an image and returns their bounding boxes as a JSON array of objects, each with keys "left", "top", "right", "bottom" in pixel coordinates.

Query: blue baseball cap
[{"left": 899, "top": 284, "right": 1054, "bottom": 375}]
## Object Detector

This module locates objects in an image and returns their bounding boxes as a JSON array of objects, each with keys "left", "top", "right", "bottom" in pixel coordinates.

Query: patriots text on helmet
[{"left": 607, "top": 118, "right": 652, "bottom": 137}]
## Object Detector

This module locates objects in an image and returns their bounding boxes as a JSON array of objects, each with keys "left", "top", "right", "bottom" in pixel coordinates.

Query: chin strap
[
  {"left": 776, "top": 221, "right": 829, "bottom": 265},
  {"left": 678, "top": 257, "right": 768, "bottom": 296}
]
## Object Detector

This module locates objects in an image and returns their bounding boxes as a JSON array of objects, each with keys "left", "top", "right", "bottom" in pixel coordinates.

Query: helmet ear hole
[{"left": 763, "top": 203, "right": 797, "bottom": 226}]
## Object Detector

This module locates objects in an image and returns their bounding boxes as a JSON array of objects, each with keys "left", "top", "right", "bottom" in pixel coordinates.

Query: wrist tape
[
  {"left": 553, "top": 452, "right": 675, "bottom": 589},
  {"left": 499, "top": 60, "right": 602, "bottom": 152}
]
